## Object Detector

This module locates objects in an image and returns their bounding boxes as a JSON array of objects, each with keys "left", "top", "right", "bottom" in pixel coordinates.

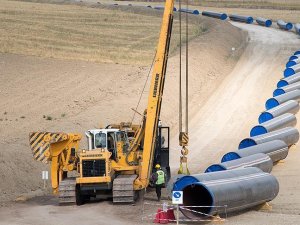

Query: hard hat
[{"left": 155, "top": 164, "right": 161, "bottom": 169}]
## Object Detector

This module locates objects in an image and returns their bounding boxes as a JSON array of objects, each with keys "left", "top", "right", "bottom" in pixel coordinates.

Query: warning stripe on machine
[{"left": 29, "top": 132, "right": 66, "bottom": 163}]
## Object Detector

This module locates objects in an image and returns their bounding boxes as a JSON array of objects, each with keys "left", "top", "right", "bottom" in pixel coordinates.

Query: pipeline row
[
  {"left": 108, "top": 3, "right": 300, "bottom": 35},
  {"left": 166, "top": 50, "right": 300, "bottom": 220}
]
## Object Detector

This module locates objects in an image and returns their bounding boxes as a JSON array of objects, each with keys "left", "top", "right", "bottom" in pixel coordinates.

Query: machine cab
[{"left": 85, "top": 129, "right": 129, "bottom": 159}]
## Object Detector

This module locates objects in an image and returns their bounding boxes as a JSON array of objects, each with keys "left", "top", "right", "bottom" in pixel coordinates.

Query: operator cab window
[
  {"left": 95, "top": 133, "right": 106, "bottom": 148},
  {"left": 107, "top": 132, "right": 115, "bottom": 150}
]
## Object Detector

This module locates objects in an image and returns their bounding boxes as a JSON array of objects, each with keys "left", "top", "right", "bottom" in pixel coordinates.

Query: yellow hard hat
[{"left": 155, "top": 164, "right": 161, "bottom": 169}]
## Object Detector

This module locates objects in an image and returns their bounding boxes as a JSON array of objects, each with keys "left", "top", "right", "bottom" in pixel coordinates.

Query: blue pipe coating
[
  {"left": 265, "top": 90, "right": 300, "bottom": 110},
  {"left": 284, "top": 64, "right": 300, "bottom": 77}
]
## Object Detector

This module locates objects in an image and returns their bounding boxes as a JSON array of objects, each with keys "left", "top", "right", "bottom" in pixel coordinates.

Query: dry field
[{"left": 0, "top": 0, "right": 203, "bottom": 65}]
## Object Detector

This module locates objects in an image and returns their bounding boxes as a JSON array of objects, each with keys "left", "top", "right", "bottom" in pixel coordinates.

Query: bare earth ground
[{"left": 1, "top": 3, "right": 300, "bottom": 225}]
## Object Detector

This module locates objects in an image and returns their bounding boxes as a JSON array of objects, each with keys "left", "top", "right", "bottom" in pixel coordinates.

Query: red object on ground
[
  {"left": 166, "top": 209, "right": 176, "bottom": 221},
  {"left": 153, "top": 208, "right": 170, "bottom": 224}
]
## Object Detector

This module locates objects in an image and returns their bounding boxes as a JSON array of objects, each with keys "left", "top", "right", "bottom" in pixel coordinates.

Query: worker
[{"left": 153, "top": 164, "right": 165, "bottom": 201}]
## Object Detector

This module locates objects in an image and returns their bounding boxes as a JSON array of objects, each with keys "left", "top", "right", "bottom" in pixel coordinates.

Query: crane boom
[{"left": 134, "top": 0, "right": 174, "bottom": 189}]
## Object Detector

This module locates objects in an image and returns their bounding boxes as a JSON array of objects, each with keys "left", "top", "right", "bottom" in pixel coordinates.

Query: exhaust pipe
[{"left": 222, "top": 140, "right": 288, "bottom": 163}]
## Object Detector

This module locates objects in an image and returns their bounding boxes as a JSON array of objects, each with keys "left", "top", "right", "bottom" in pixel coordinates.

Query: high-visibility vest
[{"left": 156, "top": 169, "right": 165, "bottom": 185}]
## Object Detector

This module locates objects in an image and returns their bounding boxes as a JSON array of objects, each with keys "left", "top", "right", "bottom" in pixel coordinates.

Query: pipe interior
[{"left": 182, "top": 184, "right": 213, "bottom": 218}]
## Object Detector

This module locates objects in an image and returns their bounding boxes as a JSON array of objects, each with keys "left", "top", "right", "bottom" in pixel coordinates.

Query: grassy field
[{"left": 0, "top": 0, "right": 203, "bottom": 65}]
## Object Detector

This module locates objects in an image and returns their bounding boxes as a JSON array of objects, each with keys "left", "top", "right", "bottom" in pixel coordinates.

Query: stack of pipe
[{"left": 168, "top": 49, "right": 300, "bottom": 220}]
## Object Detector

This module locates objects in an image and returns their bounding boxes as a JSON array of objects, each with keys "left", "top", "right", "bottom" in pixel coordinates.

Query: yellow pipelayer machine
[{"left": 29, "top": 0, "right": 175, "bottom": 205}]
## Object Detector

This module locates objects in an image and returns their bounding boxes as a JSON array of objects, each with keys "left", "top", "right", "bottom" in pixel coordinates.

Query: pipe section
[
  {"left": 222, "top": 140, "right": 288, "bottom": 163},
  {"left": 265, "top": 90, "right": 300, "bottom": 109},
  {"left": 256, "top": 17, "right": 272, "bottom": 27},
  {"left": 284, "top": 64, "right": 300, "bottom": 77},
  {"left": 277, "top": 72, "right": 300, "bottom": 87},
  {"left": 181, "top": 172, "right": 279, "bottom": 219},
  {"left": 178, "top": 8, "right": 200, "bottom": 15},
  {"left": 277, "top": 20, "right": 293, "bottom": 30},
  {"left": 251, "top": 113, "right": 296, "bottom": 136},
  {"left": 172, "top": 167, "right": 263, "bottom": 192},
  {"left": 295, "top": 24, "right": 300, "bottom": 34},
  {"left": 290, "top": 54, "right": 300, "bottom": 61},
  {"left": 205, "top": 153, "right": 273, "bottom": 173},
  {"left": 259, "top": 100, "right": 299, "bottom": 123},
  {"left": 154, "top": 6, "right": 177, "bottom": 11},
  {"left": 202, "top": 11, "right": 227, "bottom": 20},
  {"left": 239, "top": 127, "right": 299, "bottom": 149},
  {"left": 229, "top": 14, "right": 253, "bottom": 24},
  {"left": 274, "top": 81, "right": 300, "bottom": 96},
  {"left": 286, "top": 58, "right": 300, "bottom": 68}
]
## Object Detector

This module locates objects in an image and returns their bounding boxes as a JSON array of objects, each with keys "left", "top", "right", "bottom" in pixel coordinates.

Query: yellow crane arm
[
  {"left": 29, "top": 132, "right": 81, "bottom": 193},
  {"left": 134, "top": 0, "right": 174, "bottom": 190}
]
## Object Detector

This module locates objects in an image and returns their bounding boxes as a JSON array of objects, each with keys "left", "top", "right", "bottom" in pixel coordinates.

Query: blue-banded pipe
[
  {"left": 178, "top": 8, "right": 200, "bottom": 15},
  {"left": 277, "top": 20, "right": 293, "bottom": 30},
  {"left": 181, "top": 172, "right": 279, "bottom": 219},
  {"left": 256, "top": 17, "right": 272, "bottom": 27},
  {"left": 295, "top": 24, "right": 300, "bottom": 34},
  {"left": 274, "top": 81, "right": 300, "bottom": 96},
  {"left": 222, "top": 140, "right": 288, "bottom": 163},
  {"left": 239, "top": 127, "right": 299, "bottom": 149},
  {"left": 284, "top": 64, "right": 300, "bottom": 77},
  {"left": 251, "top": 113, "right": 296, "bottom": 137},
  {"left": 205, "top": 153, "right": 273, "bottom": 173},
  {"left": 229, "top": 14, "right": 253, "bottom": 24},
  {"left": 259, "top": 100, "right": 299, "bottom": 123},
  {"left": 172, "top": 167, "right": 262, "bottom": 193},
  {"left": 154, "top": 6, "right": 177, "bottom": 11},
  {"left": 286, "top": 58, "right": 300, "bottom": 68},
  {"left": 202, "top": 11, "right": 227, "bottom": 20},
  {"left": 290, "top": 53, "right": 300, "bottom": 61},
  {"left": 265, "top": 90, "right": 300, "bottom": 110},
  {"left": 278, "top": 72, "right": 300, "bottom": 87}
]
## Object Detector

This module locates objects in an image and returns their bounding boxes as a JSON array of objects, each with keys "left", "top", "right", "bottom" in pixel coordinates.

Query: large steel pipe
[
  {"left": 290, "top": 53, "right": 300, "bottom": 61},
  {"left": 286, "top": 58, "right": 300, "bottom": 68},
  {"left": 256, "top": 17, "right": 272, "bottom": 27},
  {"left": 274, "top": 81, "right": 300, "bottom": 96},
  {"left": 178, "top": 8, "right": 200, "bottom": 15},
  {"left": 205, "top": 153, "right": 273, "bottom": 173},
  {"left": 277, "top": 20, "right": 293, "bottom": 30},
  {"left": 181, "top": 172, "right": 279, "bottom": 219},
  {"left": 222, "top": 140, "right": 288, "bottom": 163},
  {"left": 154, "top": 6, "right": 177, "bottom": 11},
  {"left": 172, "top": 167, "right": 263, "bottom": 192},
  {"left": 251, "top": 113, "right": 296, "bottom": 136},
  {"left": 265, "top": 90, "right": 300, "bottom": 109},
  {"left": 239, "top": 127, "right": 299, "bottom": 149},
  {"left": 295, "top": 24, "right": 300, "bottom": 35},
  {"left": 229, "top": 14, "right": 253, "bottom": 24},
  {"left": 277, "top": 72, "right": 300, "bottom": 87},
  {"left": 284, "top": 64, "right": 300, "bottom": 77},
  {"left": 259, "top": 100, "right": 299, "bottom": 123},
  {"left": 202, "top": 11, "right": 227, "bottom": 20}
]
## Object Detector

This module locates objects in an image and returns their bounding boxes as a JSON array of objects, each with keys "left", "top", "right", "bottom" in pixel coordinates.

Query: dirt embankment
[{"left": 0, "top": 15, "right": 246, "bottom": 203}]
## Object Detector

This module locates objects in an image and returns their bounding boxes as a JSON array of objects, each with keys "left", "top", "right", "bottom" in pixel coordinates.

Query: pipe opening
[
  {"left": 250, "top": 125, "right": 267, "bottom": 137},
  {"left": 221, "top": 152, "right": 241, "bottom": 162},
  {"left": 205, "top": 164, "right": 226, "bottom": 173},
  {"left": 259, "top": 112, "right": 273, "bottom": 123},
  {"left": 277, "top": 80, "right": 288, "bottom": 88},
  {"left": 284, "top": 68, "right": 295, "bottom": 77},
  {"left": 239, "top": 138, "right": 257, "bottom": 149},
  {"left": 273, "top": 88, "right": 285, "bottom": 97},
  {"left": 182, "top": 183, "right": 213, "bottom": 218},
  {"left": 265, "top": 98, "right": 279, "bottom": 110}
]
